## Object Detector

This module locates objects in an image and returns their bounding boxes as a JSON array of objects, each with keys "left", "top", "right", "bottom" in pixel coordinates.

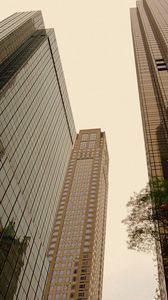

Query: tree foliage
[
  {"left": 154, "top": 287, "right": 161, "bottom": 300},
  {"left": 122, "top": 178, "right": 168, "bottom": 253}
]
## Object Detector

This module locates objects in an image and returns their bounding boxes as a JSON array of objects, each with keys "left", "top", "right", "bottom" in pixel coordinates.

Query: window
[
  {"left": 82, "top": 260, "right": 88, "bottom": 266},
  {"left": 81, "top": 268, "right": 87, "bottom": 273},
  {"left": 88, "top": 141, "right": 95, "bottom": 149},
  {"left": 79, "top": 284, "right": 85, "bottom": 288},
  {"left": 90, "top": 133, "right": 96, "bottom": 140},
  {"left": 81, "top": 134, "right": 89, "bottom": 141},
  {"left": 158, "top": 66, "right": 167, "bottom": 71},
  {"left": 155, "top": 58, "right": 167, "bottom": 71},
  {"left": 80, "top": 276, "right": 86, "bottom": 280},
  {"left": 155, "top": 58, "right": 164, "bottom": 62},
  {"left": 80, "top": 142, "right": 87, "bottom": 149}
]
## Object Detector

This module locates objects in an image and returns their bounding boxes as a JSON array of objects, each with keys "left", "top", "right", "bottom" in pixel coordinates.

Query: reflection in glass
[{"left": 0, "top": 219, "right": 30, "bottom": 300}]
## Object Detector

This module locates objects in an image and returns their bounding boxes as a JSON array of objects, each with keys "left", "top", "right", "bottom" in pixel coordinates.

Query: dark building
[
  {"left": 43, "top": 129, "right": 109, "bottom": 300},
  {"left": 0, "top": 11, "right": 76, "bottom": 300},
  {"left": 131, "top": 1, "right": 168, "bottom": 299}
]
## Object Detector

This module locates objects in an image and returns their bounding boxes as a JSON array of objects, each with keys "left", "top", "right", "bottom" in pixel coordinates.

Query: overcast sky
[{"left": 1, "top": 1, "right": 157, "bottom": 299}]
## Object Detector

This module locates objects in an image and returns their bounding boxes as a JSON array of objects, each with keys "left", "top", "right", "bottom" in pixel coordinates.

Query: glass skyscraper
[
  {"left": 131, "top": 1, "right": 168, "bottom": 299},
  {"left": 0, "top": 11, "right": 76, "bottom": 300}
]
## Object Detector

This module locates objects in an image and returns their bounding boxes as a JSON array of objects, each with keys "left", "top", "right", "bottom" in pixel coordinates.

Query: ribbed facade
[
  {"left": 44, "top": 129, "right": 109, "bottom": 300},
  {"left": 0, "top": 12, "right": 76, "bottom": 300},
  {"left": 131, "top": 1, "right": 168, "bottom": 299}
]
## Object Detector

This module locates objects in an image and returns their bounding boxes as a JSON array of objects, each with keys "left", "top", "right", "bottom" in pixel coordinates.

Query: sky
[{"left": 1, "top": 1, "right": 157, "bottom": 299}]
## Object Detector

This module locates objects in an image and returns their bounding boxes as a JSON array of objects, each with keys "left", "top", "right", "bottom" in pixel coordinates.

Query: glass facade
[
  {"left": 44, "top": 129, "right": 109, "bottom": 300},
  {"left": 0, "top": 12, "right": 45, "bottom": 65},
  {"left": 0, "top": 11, "right": 76, "bottom": 300},
  {"left": 131, "top": 1, "right": 168, "bottom": 299}
]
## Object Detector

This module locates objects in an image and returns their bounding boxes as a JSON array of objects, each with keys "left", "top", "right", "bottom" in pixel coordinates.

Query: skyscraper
[
  {"left": 43, "top": 129, "right": 109, "bottom": 300},
  {"left": 131, "top": 1, "right": 168, "bottom": 299},
  {"left": 0, "top": 11, "right": 76, "bottom": 300}
]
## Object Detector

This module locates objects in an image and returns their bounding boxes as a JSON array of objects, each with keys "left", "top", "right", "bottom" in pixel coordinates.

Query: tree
[
  {"left": 122, "top": 178, "right": 168, "bottom": 253},
  {"left": 154, "top": 287, "right": 161, "bottom": 300}
]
